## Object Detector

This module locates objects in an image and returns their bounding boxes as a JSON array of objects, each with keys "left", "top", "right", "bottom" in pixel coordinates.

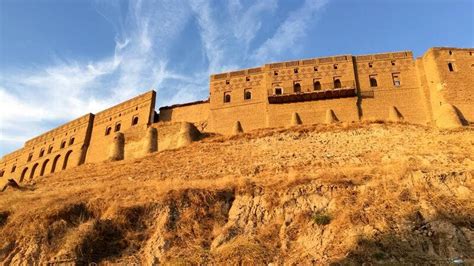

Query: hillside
[{"left": 0, "top": 122, "right": 473, "bottom": 264}]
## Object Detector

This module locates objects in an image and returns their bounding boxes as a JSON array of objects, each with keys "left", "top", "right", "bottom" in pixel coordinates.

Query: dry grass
[{"left": 0, "top": 122, "right": 473, "bottom": 264}]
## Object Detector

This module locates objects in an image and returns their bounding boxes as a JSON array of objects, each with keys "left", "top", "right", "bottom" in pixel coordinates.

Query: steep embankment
[{"left": 0, "top": 122, "right": 473, "bottom": 264}]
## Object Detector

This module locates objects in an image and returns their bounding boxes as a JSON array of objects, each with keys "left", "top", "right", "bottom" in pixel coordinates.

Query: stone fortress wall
[{"left": 1, "top": 47, "right": 472, "bottom": 184}]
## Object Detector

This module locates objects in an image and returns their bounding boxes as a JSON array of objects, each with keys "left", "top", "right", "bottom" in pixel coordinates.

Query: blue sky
[{"left": 0, "top": 0, "right": 473, "bottom": 156}]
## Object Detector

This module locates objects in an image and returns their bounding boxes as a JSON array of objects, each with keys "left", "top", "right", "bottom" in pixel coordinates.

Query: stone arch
[
  {"left": 313, "top": 80, "right": 321, "bottom": 90},
  {"left": 293, "top": 82, "right": 301, "bottom": 93},
  {"left": 40, "top": 159, "right": 50, "bottom": 177},
  {"left": 20, "top": 167, "right": 29, "bottom": 182},
  {"left": 29, "top": 163, "right": 39, "bottom": 179},
  {"left": 51, "top": 154, "right": 61, "bottom": 173},
  {"left": 334, "top": 79, "right": 342, "bottom": 89},
  {"left": 62, "top": 150, "right": 73, "bottom": 170}
]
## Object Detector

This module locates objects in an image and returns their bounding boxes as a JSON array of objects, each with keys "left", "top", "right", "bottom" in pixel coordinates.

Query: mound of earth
[{"left": 0, "top": 122, "right": 473, "bottom": 264}]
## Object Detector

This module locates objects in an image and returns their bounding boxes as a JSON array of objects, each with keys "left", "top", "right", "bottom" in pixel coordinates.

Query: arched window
[
  {"left": 60, "top": 140, "right": 66, "bottom": 149},
  {"left": 293, "top": 82, "right": 301, "bottom": 93},
  {"left": 51, "top": 155, "right": 61, "bottom": 173},
  {"left": 62, "top": 150, "right": 73, "bottom": 170},
  {"left": 69, "top": 137, "right": 75, "bottom": 146},
  {"left": 20, "top": 167, "right": 29, "bottom": 182},
  {"left": 334, "top": 79, "right": 342, "bottom": 89},
  {"left": 275, "top": 87, "right": 283, "bottom": 95},
  {"left": 369, "top": 76, "right": 378, "bottom": 87},
  {"left": 448, "top": 62, "right": 454, "bottom": 72},
  {"left": 244, "top": 89, "right": 252, "bottom": 100},
  {"left": 29, "top": 163, "right": 39, "bottom": 179},
  {"left": 40, "top": 159, "right": 49, "bottom": 176},
  {"left": 105, "top": 126, "right": 112, "bottom": 136},
  {"left": 0, "top": 170, "right": 4, "bottom": 177},
  {"left": 11, "top": 165, "right": 16, "bottom": 173},
  {"left": 39, "top": 148, "right": 45, "bottom": 157},
  {"left": 115, "top": 123, "right": 121, "bottom": 132},
  {"left": 132, "top": 116, "right": 139, "bottom": 126},
  {"left": 27, "top": 153, "right": 33, "bottom": 162},
  {"left": 47, "top": 145, "right": 53, "bottom": 154},
  {"left": 313, "top": 80, "right": 321, "bottom": 90},
  {"left": 224, "top": 92, "right": 231, "bottom": 103}
]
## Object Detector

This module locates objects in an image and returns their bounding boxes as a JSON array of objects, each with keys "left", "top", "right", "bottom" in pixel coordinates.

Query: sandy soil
[{"left": 0, "top": 122, "right": 473, "bottom": 264}]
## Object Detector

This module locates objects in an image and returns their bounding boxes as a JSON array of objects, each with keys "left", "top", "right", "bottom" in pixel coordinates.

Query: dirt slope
[{"left": 0, "top": 122, "right": 473, "bottom": 264}]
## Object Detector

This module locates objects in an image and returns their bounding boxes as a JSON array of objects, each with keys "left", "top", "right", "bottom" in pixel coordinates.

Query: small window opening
[
  {"left": 275, "top": 87, "right": 283, "bottom": 95},
  {"left": 314, "top": 66, "right": 318, "bottom": 72},
  {"left": 391, "top": 60, "right": 396, "bottom": 66},
  {"left": 60, "top": 141, "right": 66, "bottom": 149},
  {"left": 225, "top": 80, "right": 230, "bottom": 85},
  {"left": 27, "top": 153, "right": 33, "bottom": 162},
  {"left": 392, "top": 73, "right": 401, "bottom": 87},
  {"left": 135, "top": 106, "right": 138, "bottom": 110},
  {"left": 115, "top": 123, "right": 121, "bottom": 132},
  {"left": 369, "top": 75, "right": 378, "bottom": 87},
  {"left": 293, "top": 82, "right": 301, "bottom": 93},
  {"left": 224, "top": 93, "right": 231, "bottom": 103},
  {"left": 274, "top": 71, "right": 278, "bottom": 76},
  {"left": 11, "top": 165, "right": 16, "bottom": 173},
  {"left": 105, "top": 126, "right": 112, "bottom": 136},
  {"left": 132, "top": 116, "right": 139, "bottom": 126},
  {"left": 368, "top": 62, "right": 373, "bottom": 68},
  {"left": 313, "top": 80, "right": 321, "bottom": 90},
  {"left": 48, "top": 146, "right": 53, "bottom": 154},
  {"left": 334, "top": 79, "right": 342, "bottom": 89},
  {"left": 244, "top": 89, "right": 252, "bottom": 100},
  {"left": 0, "top": 170, "right": 4, "bottom": 177},
  {"left": 449, "top": 50, "right": 452, "bottom": 55},
  {"left": 448, "top": 62, "right": 454, "bottom": 72},
  {"left": 246, "top": 76, "right": 250, "bottom": 82},
  {"left": 333, "top": 64, "right": 338, "bottom": 70},
  {"left": 69, "top": 137, "right": 75, "bottom": 146},
  {"left": 470, "top": 51, "right": 473, "bottom": 56},
  {"left": 39, "top": 149, "right": 45, "bottom": 157},
  {"left": 294, "top": 68, "right": 299, "bottom": 74}
]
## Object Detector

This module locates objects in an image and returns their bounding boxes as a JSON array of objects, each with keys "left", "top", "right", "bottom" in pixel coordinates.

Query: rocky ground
[{"left": 0, "top": 121, "right": 473, "bottom": 264}]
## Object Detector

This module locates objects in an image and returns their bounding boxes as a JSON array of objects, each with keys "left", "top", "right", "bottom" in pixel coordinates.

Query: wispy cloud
[
  {"left": 0, "top": 0, "right": 330, "bottom": 156},
  {"left": 254, "top": 0, "right": 329, "bottom": 63}
]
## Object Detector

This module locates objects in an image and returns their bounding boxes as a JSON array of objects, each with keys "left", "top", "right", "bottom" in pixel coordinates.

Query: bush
[{"left": 313, "top": 212, "right": 331, "bottom": 225}]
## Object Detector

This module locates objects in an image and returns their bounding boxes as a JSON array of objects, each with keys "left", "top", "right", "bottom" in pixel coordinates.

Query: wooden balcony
[{"left": 268, "top": 87, "right": 357, "bottom": 104}]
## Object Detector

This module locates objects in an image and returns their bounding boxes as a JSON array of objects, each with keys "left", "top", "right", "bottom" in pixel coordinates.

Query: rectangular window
[
  {"left": 448, "top": 63, "right": 454, "bottom": 72},
  {"left": 392, "top": 73, "right": 401, "bottom": 87}
]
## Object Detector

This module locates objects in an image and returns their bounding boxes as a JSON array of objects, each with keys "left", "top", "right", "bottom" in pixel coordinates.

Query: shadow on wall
[{"left": 452, "top": 105, "right": 469, "bottom": 126}]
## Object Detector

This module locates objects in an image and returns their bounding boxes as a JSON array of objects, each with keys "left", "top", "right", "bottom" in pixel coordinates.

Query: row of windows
[
  {"left": 223, "top": 90, "right": 252, "bottom": 103},
  {"left": 369, "top": 73, "right": 401, "bottom": 88},
  {"left": 27, "top": 137, "right": 75, "bottom": 162},
  {"left": 104, "top": 116, "right": 139, "bottom": 136}
]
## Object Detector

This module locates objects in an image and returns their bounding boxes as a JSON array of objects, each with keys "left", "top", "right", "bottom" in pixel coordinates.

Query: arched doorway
[
  {"left": 51, "top": 155, "right": 61, "bottom": 173},
  {"left": 40, "top": 159, "right": 50, "bottom": 176},
  {"left": 20, "top": 167, "right": 29, "bottom": 182},
  {"left": 29, "top": 163, "right": 39, "bottom": 179},
  {"left": 62, "top": 150, "right": 73, "bottom": 170}
]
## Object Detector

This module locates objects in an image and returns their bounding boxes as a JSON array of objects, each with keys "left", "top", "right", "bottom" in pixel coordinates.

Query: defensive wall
[
  {"left": 161, "top": 47, "right": 472, "bottom": 133},
  {"left": 1, "top": 46, "right": 473, "bottom": 185},
  {"left": 0, "top": 91, "right": 200, "bottom": 185}
]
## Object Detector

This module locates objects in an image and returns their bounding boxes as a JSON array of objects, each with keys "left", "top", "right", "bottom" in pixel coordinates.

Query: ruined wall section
[
  {"left": 208, "top": 67, "right": 267, "bottom": 134},
  {"left": 86, "top": 91, "right": 156, "bottom": 163},
  {"left": 420, "top": 48, "right": 474, "bottom": 124},
  {"left": 159, "top": 100, "right": 210, "bottom": 132},
  {"left": 354, "top": 51, "right": 429, "bottom": 124},
  {"left": 0, "top": 114, "right": 94, "bottom": 183}
]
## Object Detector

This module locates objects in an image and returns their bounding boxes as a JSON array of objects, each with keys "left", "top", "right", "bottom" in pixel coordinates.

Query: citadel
[{"left": 1, "top": 47, "right": 473, "bottom": 182}]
